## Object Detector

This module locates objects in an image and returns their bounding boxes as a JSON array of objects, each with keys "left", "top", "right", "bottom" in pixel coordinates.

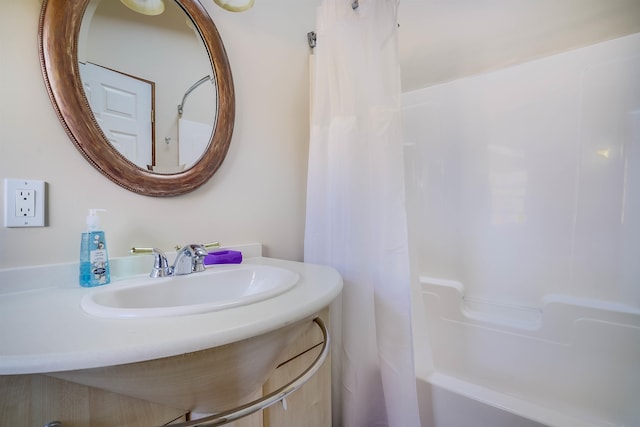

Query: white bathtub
[
  {"left": 416, "top": 378, "right": 547, "bottom": 427},
  {"left": 414, "top": 277, "right": 640, "bottom": 427}
]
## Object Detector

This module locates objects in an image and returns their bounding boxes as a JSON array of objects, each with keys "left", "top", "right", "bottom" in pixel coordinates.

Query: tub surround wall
[
  {"left": 403, "top": 33, "right": 640, "bottom": 427},
  {"left": 403, "top": 32, "right": 640, "bottom": 310},
  {"left": 0, "top": 0, "right": 321, "bottom": 269}
]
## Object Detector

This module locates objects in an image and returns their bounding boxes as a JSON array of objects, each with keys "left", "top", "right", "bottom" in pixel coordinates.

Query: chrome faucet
[
  {"left": 172, "top": 244, "right": 208, "bottom": 275},
  {"left": 130, "top": 242, "right": 220, "bottom": 277}
]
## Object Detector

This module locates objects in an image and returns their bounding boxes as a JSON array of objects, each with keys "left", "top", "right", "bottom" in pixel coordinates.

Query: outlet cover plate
[{"left": 4, "top": 179, "right": 46, "bottom": 227}]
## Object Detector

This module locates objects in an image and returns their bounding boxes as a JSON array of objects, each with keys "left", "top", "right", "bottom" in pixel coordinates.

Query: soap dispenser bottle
[{"left": 79, "top": 209, "right": 110, "bottom": 287}]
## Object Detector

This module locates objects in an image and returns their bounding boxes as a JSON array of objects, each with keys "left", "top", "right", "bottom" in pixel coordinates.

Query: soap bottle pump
[{"left": 79, "top": 208, "right": 110, "bottom": 287}]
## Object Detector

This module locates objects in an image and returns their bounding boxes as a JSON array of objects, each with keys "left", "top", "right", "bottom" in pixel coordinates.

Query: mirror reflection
[{"left": 79, "top": 0, "right": 217, "bottom": 174}]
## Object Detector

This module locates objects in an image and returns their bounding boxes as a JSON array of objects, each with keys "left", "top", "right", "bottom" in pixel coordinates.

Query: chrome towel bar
[{"left": 169, "top": 317, "right": 330, "bottom": 427}]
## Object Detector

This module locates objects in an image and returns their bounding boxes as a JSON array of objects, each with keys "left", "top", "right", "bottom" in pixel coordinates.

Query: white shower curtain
[{"left": 304, "top": 1, "right": 420, "bottom": 426}]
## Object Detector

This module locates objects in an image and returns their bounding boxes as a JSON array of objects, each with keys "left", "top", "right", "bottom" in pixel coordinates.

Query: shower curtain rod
[{"left": 178, "top": 75, "right": 212, "bottom": 115}]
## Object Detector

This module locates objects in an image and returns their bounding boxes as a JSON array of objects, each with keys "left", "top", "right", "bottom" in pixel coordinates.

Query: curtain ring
[{"left": 307, "top": 31, "right": 317, "bottom": 49}]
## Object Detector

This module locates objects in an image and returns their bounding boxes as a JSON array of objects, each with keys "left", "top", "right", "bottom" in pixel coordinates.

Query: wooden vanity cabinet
[
  {"left": 0, "top": 310, "right": 331, "bottom": 427},
  {"left": 0, "top": 374, "right": 187, "bottom": 427}
]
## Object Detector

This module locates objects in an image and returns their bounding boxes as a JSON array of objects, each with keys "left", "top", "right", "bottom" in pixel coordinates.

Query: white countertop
[{"left": 0, "top": 251, "right": 342, "bottom": 375}]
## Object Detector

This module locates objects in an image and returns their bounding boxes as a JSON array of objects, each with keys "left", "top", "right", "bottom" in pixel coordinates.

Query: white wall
[
  {"left": 403, "top": 33, "right": 640, "bottom": 310},
  {"left": 0, "top": 0, "right": 320, "bottom": 268}
]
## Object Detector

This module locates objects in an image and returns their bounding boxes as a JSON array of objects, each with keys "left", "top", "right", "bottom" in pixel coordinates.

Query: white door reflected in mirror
[
  {"left": 79, "top": 0, "right": 217, "bottom": 174},
  {"left": 80, "top": 62, "right": 153, "bottom": 169}
]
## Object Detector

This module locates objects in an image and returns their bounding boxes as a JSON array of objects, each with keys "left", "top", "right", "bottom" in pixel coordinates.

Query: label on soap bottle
[
  {"left": 90, "top": 233, "right": 109, "bottom": 284},
  {"left": 80, "top": 231, "right": 110, "bottom": 287}
]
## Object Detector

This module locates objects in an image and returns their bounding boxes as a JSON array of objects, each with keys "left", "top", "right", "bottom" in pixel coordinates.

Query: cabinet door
[
  {"left": 263, "top": 345, "right": 331, "bottom": 427},
  {"left": 262, "top": 311, "right": 331, "bottom": 427},
  {"left": 0, "top": 375, "right": 187, "bottom": 427}
]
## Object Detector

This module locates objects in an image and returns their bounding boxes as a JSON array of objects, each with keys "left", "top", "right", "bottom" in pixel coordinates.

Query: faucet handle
[
  {"left": 194, "top": 242, "right": 220, "bottom": 272},
  {"left": 203, "top": 241, "right": 221, "bottom": 250},
  {"left": 191, "top": 244, "right": 208, "bottom": 273},
  {"left": 130, "top": 247, "right": 170, "bottom": 277},
  {"left": 174, "top": 241, "right": 221, "bottom": 252}
]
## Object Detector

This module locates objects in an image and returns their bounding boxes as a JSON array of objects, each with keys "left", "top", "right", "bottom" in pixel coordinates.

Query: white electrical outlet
[
  {"left": 4, "top": 179, "right": 46, "bottom": 227},
  {"left": 15, "top": 189, "right": 36, "bottom": 217}
]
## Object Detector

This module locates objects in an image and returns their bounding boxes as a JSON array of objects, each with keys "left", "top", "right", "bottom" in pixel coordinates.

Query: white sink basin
[{"left": 81, "top": 264, "right": 300, "bottom": 318}]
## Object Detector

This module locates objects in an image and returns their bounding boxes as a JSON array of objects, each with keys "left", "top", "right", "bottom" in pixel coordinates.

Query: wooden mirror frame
[{"left": 38, "top": 0, "right": 234, "bottom": 197}]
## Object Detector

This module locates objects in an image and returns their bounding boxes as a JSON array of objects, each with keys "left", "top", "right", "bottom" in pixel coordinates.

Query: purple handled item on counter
[{"left": 203, "top": 250, "right": 243, "bottom": 265}]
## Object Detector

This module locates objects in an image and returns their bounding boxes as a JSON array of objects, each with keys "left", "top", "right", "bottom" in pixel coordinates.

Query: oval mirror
[{"left": 39, "top": 0, "right": 235, "bottom": 197}]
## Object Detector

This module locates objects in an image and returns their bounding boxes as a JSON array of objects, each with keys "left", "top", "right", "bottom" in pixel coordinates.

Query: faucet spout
[{"left": 172, "top": 244, "right": 208, "bottom": 275}]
